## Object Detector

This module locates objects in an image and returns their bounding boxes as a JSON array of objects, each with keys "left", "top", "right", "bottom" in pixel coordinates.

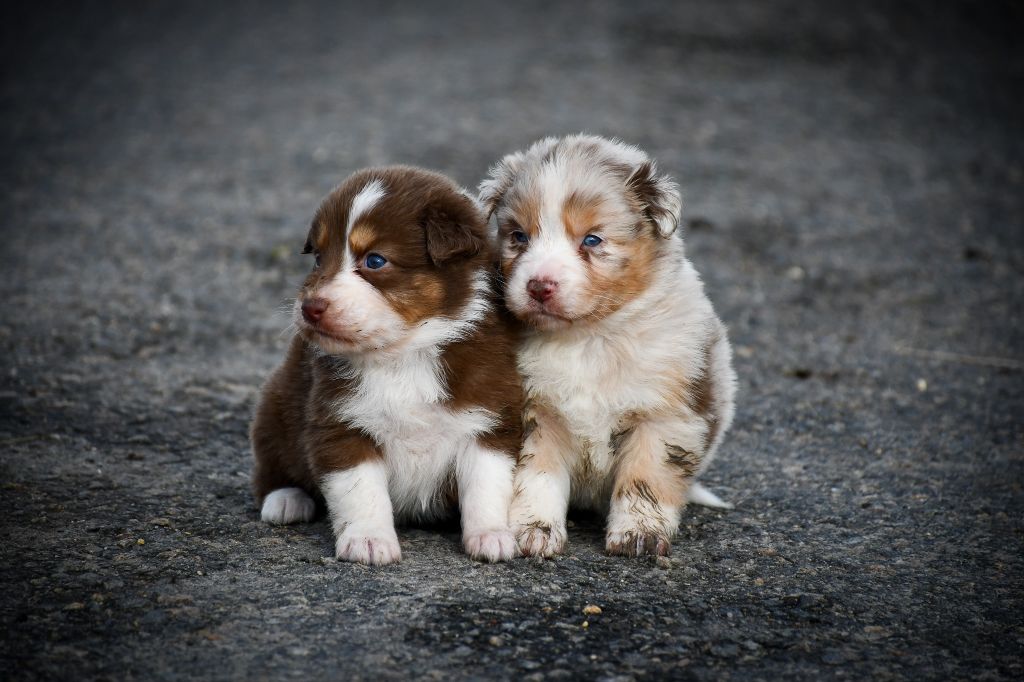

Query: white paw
[
  {"left": 335, "top": 529, "right": 402, "bottom": 565},
  {"left": 463, "top": 529, "right": 517, "bottom": 563},
  {"left": 260, "top": 487, "right": 316, "bottom": 525},
  {"left": 515, "top": 522, "right": 567, "bottom": 558}
]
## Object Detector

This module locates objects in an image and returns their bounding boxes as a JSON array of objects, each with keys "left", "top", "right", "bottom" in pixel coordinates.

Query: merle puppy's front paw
[
  {"left": 606, "top": 530, "right": 671, "bottom": 557},
  {"left": 464, "top": 529, "right": 517, "bottom": 562},
  {"left": 515, "top": 522, "right": 567, "bottom": 558},
  {"left": 335, "top": 530, "right": 402, "bottom": 565}
]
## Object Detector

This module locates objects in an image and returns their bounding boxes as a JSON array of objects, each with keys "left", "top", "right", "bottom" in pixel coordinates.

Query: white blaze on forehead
[
  {"left": 342, "top": 178, "right": 387, "bottom": 270},
  {"left": 347, "top": 179, "right": 387, "bottom": 233},
  {"left": 537, "top": 161, "right": 570, "bottom": 237}
]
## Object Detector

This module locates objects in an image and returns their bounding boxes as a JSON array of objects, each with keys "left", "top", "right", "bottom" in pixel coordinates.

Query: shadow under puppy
[
  {"left": 479, "top": 134, "right": 737, "bottom": 558},
  {"left": 251, "top": 166, "right": 523, "bottom": 565}
]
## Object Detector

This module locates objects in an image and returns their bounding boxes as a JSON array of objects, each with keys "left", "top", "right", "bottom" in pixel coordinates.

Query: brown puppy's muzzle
[{"left": 301, "top": 297, "right": 329, "bottom": 324}]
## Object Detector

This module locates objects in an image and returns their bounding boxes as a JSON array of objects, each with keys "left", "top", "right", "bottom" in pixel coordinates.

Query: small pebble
[
  {"left": 582, "top": 605, "right": 602, "bottom": 615},
  {"left": 916, "top": 378, "right": 927, "bottom": 392},
  {"left": 862, "top": 625, "right": 890, "bottom": 639}
]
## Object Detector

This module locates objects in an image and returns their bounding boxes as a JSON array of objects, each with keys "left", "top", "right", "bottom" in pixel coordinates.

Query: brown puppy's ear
[
  {"left": 422, "top": 195, "right": 486, "bottom": 266},
  {"left": 477, "top": 150, "right": 526, "bottom": 218},
  {"left": 626, "top": 161, "right": 682, "bottom": 238},
  {"left": 302, "top": 221, "right": 324, "bottom": 254}
]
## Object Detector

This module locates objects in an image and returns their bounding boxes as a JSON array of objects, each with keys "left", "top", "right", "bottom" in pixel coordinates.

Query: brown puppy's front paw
[
  {"left": 515, "top": 522, "right": 567, "bottom": 558},
  {"left": 605, "top": 531, "right": 671, "bottom": 557},
  {"left": 464, "top": 529, "right": 518, "bottom": 563},
  {"left": 335, "top": 532, "right": 402, "bottom": 565}
]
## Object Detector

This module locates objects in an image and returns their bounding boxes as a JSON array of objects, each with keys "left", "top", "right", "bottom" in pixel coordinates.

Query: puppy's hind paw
[
  {"left": 464, "top": 529, "right": 517, "bottom": 563},
  {"left": 515, "top": 523, "right": 567, "bottom": 558},
  {"left": 260, "top": 487, "right": 316, "bottom": 525},
  {"left": 606, "top": 531, "right": 671, "bottom": 558},
  {"left": 335, "top": 532, "right": 402, "bottom": 565}
]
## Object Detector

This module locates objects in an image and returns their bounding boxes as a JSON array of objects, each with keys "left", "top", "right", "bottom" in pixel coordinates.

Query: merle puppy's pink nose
[
  {"left": 301, "top": 298, "right": 329, "bottom": 324},
  {"left": 527, "top": 279, "right": 557, "bottom": 303}
]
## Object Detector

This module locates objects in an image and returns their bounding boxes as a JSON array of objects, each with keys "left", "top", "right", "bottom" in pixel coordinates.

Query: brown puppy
[{"left": 251, "top": 166, "right": 522, "bottom": 565}]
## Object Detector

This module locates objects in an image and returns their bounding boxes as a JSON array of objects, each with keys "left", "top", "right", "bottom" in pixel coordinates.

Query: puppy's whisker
[{"left": 278, "top": 322, "right": 298, "bottom": 340}]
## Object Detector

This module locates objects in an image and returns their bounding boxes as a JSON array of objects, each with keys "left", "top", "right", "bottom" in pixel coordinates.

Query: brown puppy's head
[
  {"left": 295, "top": 166, "right": 488, "bottom": 355},
  {"left": 478, "top": 135, "right": 682, "bottom": 330}
]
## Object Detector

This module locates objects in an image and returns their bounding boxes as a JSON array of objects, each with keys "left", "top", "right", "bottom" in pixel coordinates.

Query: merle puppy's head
[
  {"left": 295, "top": 166, "right": 488, "bottom": 355},
  {"left": 479, "top": 135, "right": 682, "bottom": 331}
]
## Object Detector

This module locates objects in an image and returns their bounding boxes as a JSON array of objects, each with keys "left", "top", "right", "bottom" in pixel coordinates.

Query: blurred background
[{"left": 1, "top": 1, "right": 1021, "bottom": 679}]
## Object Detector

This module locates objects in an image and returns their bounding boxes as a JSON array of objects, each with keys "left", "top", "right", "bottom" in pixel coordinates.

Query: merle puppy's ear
[
  {"left": 422, "top": 193, "right": 486, "bottom": 266},
  {"left": 626, "top": 161, "right": 682, "bottom": 238},
  {"left": 477, "top": 151, "right": 526, "bottom": 218}
]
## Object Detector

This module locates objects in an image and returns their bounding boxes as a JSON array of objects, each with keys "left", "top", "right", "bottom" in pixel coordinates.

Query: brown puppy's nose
[
  {"left": 301, "top": 298, "right": 329, "bottom": 324},
  {"left": 527, "top": 279, "right": 557, "bottom": 303}
]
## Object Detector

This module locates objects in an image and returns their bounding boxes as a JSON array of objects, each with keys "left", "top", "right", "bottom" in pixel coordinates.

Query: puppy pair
[{"left": 251, "top": 136, "right": 736, "bottom": 564}]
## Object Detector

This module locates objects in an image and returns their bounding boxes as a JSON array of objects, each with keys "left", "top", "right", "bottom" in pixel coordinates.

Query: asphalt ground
[{"left": 1, "top": 1, "right": 1022, "bottom": 679}]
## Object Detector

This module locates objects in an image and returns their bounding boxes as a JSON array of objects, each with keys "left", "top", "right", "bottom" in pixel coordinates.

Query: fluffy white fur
[
  {"left": 332, "top": 351, "right": 498, "bottom": 522},
  {"left": 516, "top": 254, "right": 733, "bottom": 481},
  {"left": 322, "top": 461, "right": 401, "bottom": 565},
  {"left": 457, "top": 443, "right": 518, "bottom": 561}
]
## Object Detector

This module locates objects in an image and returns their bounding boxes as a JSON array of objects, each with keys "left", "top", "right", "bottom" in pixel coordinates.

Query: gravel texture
[{"left": 1, "top": 1, "right": 1022, "bottom": 679}]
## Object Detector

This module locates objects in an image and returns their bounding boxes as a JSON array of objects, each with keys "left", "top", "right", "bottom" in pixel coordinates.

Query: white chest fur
[
  {"left": 332, "top": 349, "right": 495, "bottom": 520},
  {"left": 517, "top": 258, "right": 714, "bottom": 488}
]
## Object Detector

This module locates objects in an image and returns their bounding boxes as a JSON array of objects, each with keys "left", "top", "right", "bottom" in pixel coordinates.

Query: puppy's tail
[{"left": 687, "top": 482, "right": 734, "bottom": 510}]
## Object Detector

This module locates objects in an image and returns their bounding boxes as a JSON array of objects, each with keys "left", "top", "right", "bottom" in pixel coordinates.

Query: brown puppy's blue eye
[
  {"left": 314, "top": 253, "right": 322, "bottom": 268},
  {"left": 582, "top": 234, "right": 603, "bottom": 247},
  {"left": 512, "top": 231, "right": 529, "bottom": 244},
  {"left": 365, "top": 253, "right": 387, "bottom": 269}
]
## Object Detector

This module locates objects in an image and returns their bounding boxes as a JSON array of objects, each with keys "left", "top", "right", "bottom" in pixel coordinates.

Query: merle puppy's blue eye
[
  {"left": 582, "top": 234, "right": 603, "bottom": 247},
  {"left": 512, "top": 230, "right": 529, "bottom": 244},
  {"left": 364, "top": 253, "right": 387, "bottom": 269}
]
